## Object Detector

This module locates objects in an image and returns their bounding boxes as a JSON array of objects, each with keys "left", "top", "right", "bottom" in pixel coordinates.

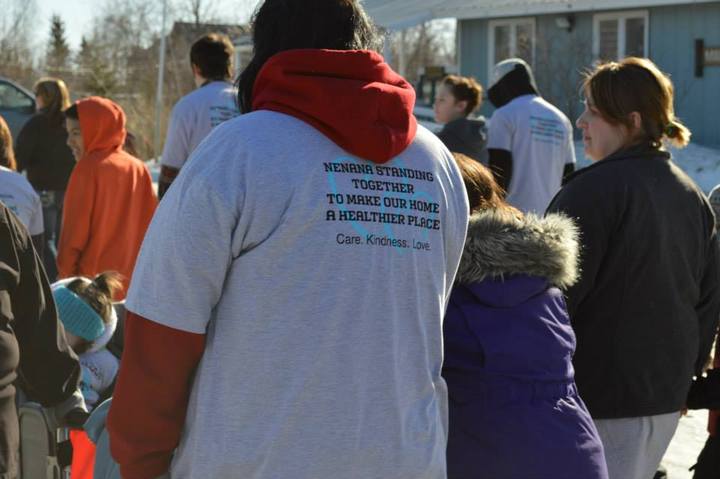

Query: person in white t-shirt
[
  {"left": 486, "top": 58, "right": 576, "bottom": 214},
  {"left": 106, "top": 1, "right": 469, "bottom": 478},
  {"left": 0, "top": 115, "right": 44, "bottom": 254},
  {"left": 158, "top": 33, "right": 240, "bottom": 198}
]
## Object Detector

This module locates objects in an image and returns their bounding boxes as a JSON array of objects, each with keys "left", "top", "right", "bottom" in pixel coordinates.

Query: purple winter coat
[{"left": 442, "top": 211, "right": 608, "bottom": 479}]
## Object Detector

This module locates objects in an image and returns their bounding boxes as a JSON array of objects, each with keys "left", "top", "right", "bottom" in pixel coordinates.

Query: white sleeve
[
  {"left": 28, "top": 193, "right": 43, "bottom": 236},
  {"left": 486, "top": 108, "right": 513, "bottom": 151},
  {"left": 125, "top": 168, "right": 239, "bottom": 334},
  {"left": 442, "top": 154, "right": 470, "bottom": 311},
  {"left": 160, "top": 101, "right": 193, "bottom": 170}
]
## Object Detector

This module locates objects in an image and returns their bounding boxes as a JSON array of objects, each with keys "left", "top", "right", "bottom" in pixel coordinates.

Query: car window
[{"left": 0, "top": 82, "right": 33, "bottom": 110}]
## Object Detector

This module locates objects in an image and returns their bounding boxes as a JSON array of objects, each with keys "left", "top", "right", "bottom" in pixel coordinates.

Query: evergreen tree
[
  {"left": 77, "top": 35, "right": 118, "bottom": 96},
  {"left": 46, "top": 14, "right": 70, "bottom": 74}
]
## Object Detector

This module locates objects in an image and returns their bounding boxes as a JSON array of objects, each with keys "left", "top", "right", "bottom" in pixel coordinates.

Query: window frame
[
  {"left": 592, "top": 10, "right": 650, "bottom": 61},
  {"left": 487, "top": 17, "right": 536, "bottom": 84}
]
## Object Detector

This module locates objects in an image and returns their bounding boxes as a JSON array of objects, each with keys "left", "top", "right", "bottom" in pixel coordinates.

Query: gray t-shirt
[
  {"left": 126, "top": 111, "right": 469, "bottom": 479},
  {"left": 487, "top": 94, "right": 575, "bottom": 214},
  {"left": 160, "top": 81, "right": 239, "bottom": 170}
]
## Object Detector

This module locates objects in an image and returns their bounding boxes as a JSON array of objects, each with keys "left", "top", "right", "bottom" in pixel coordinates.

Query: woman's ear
[
  {"left": 455, "top": 99, "right": 469, "bottom": 115},
  {"left": 628, "top": 111, "right": 642, "bottom": 132}
]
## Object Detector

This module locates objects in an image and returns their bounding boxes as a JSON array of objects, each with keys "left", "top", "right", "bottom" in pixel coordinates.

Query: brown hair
[
  {"left": 34, "top": 78, "right": 71, "bottom": 124},
  {"left": 190, "top": 33, "right": 235, "bottom": 80},
  {"left": 442, "top": 75, "right": 483, "bottom": 116},
  {"left": 66, "top": 271, "right": 122, "bottom": 354},
  {"left": 452, "top": 152, "right": 521, "bottom": 219},
  {"left": 583, "top": 57, "right": 690, "bottom": 148},
  {"left": 0, "top": 115, "right": 16, "bottom": 171}
]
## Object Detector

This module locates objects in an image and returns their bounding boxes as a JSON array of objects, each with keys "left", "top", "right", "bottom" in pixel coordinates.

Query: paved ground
[{"left": 661, "top": 410, "right": 708, "bottom": 478}]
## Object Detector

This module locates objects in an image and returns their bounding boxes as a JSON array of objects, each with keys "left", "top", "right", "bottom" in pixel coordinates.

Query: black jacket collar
[{"left": 565, "top": 144, "right": 671, "bottom": 184}]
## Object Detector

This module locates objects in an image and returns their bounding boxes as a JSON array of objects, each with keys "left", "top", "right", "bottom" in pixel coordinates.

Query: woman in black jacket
[
  {"left": 547, "top": 57, "right": 720, "bottom": 479},
  {"left": 0, "top": 203, "right": 82, "bottom": 478},
  {"left": 15, "top": 78, "right": 75, "bottom": 280}
]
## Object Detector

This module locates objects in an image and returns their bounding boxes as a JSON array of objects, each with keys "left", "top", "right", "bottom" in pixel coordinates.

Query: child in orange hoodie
[{"left": 59, "top": 97, "right": 157, "bottom": 299}]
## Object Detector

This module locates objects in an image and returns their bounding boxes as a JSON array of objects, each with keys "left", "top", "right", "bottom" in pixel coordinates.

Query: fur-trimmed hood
[{"left": 456, "top": 210, "right": 580, "bottom": 289}]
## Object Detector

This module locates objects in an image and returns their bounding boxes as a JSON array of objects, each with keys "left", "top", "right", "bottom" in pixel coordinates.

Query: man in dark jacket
[{"left": 0, "top": 202, "right": 81, "bottom": 478}]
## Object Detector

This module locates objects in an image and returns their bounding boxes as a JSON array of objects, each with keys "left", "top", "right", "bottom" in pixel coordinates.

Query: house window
[
  {"left": 593, "top": 11, "right": 648, "bottom": 61},
  {"left": 488, "top": 18, "right": 536, "bottom": 79}
]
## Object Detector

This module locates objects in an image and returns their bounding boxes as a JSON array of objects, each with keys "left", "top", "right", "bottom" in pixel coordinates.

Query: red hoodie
[
  {"left": 108, "top": 50, "right": 417, "bottom": 478},
  {"left": 253, "top": 48, "right": 417, "bottom": 163},
  {"left": 57, "top": 97, "right": 157, "bottom": 298}
]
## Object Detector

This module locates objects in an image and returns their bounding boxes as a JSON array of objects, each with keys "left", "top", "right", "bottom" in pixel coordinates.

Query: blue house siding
[
  {"left": 531, "top": 13, "right": 594, "bottom": 126},
  {"left": 649, "top": 3, "right": 720, "bottom": 146},
  {"left": 458, "top": 19, "right": 488, "bottom": 88},
  {"left": 459, "top": 2, "right": 720, "bottom": 146}
]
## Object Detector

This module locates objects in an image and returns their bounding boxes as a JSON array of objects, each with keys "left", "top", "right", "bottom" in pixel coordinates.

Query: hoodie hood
[
  {"left": 456, "top": 210, "right": 580, "bottom": 289},
  {"left": 252, "top": 49, "right": 417, "bottom": 163},
  {"left": 487, "top": 58, "right": 539, "bottom": 109},
  {"left": 76, "top": 97, "right": 127, "bottom": 156}
]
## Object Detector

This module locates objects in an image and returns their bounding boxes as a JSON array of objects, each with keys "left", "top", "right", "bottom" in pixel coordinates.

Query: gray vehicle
[{"left": 0, "top": 78, "right": 35, "bottom": 140}]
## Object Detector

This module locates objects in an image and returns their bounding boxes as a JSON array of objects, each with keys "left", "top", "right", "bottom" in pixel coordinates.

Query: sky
[{"left": 34, "top": 0, "right": 254, "bottom": 51}]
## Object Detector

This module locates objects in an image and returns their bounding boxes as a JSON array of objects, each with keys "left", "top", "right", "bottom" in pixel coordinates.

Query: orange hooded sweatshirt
[{"left": 57, "top": 97, "right": 157, "bottom": 298}]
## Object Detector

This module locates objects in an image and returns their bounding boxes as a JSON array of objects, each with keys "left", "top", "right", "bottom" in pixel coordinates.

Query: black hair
[
  {"left": 64, "top": 104, "right": 79, "bottom": 120},
  {"left": 237, "top": 0, "right": 383, "bottom": 113},
  {"left": 190, "top": 33, "right": 235, "bottom": 80}
]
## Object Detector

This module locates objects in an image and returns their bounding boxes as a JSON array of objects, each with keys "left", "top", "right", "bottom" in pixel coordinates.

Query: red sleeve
[{"left": 107, "top": 312, "right": 205, "bottom": 479}]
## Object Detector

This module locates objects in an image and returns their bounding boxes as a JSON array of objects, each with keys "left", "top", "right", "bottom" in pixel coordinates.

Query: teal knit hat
[{"left": 53, "top": 286, "right": 106, "bottom": 341}]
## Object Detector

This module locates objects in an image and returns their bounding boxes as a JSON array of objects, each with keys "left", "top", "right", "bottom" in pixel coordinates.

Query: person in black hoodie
[
  {"left": 0, "top": 202, "right": 82, "bottom": 478},
  {"left": 434, "top": 75, "right": 488, "bottom": 164},
  {"left": 15, "top": 78, "right": 76, "bottom": 281},
  {"left": 486, "top": 58, "right": 575, "bottom": 214},
  {"left": 547, "top": 57, "right": 720, "bottom": 479}
]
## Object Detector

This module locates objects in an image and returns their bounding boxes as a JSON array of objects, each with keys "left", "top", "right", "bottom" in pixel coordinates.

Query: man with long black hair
[{"left": 107, "top": 1, "right": 469, "bottom": 478}]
